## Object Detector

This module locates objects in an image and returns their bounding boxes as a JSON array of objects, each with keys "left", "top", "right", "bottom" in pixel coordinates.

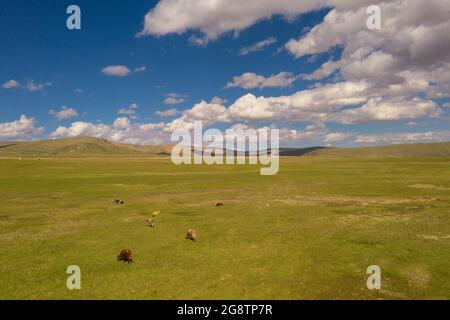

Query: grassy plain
[{"left": 0, "top": 155, "right": 449, "bottom": 299}]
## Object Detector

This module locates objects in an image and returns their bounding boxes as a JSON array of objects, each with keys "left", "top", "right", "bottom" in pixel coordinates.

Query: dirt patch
[
  {"left": 409, "top": 184, "right": 450, "bottom": 191},
  {"left": 269, "top": 194, "right": 429, "bottom": 206},
  {"left": 402, "top": 265, "right": 430, "bottom": 289},
  {"left": 340, "top": 212, "right": 412, "bottom": 224},
  {"left": 418, "top": 234, "right": 450, "bottom": 240}
]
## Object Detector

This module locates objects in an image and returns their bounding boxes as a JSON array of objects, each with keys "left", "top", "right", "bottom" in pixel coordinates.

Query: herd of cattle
[{"left": 113, "top": 200, "right": 224, "bottom": 264}]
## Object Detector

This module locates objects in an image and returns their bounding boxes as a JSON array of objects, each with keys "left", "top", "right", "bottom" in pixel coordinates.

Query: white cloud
[
  {"left": 102, "top": 65, "right": 146, "bottom": 77},
  {"left": 222, "top": 123, "right": 328, "bottom": 145},
  {"left": 337, "top": 98, "right": 440, "bottom": 124},
  {"left": 155, "top": 108, "right": 178, "bottom": 117},
  {"left": 278, "top": 123, "right": 328, "bottom": 142},
  {"left": 102, "top": 65, "right": 131, "bottom": 77},
  {"left": 165, "top": 101, "right": 230, "bottom": 132},
  {"left": 0, "top": 115, "right": 44, "bottom": 140},
  {"left": 286, "top": 0, "right": 450, "bottom": 102},
  {"left": 226, "top": 72, "right": 299, "bottom": 89},
  {"left": 113, "top": 117, "right": 130, "bottom": 129},
  {"left": 355, "top": 131, "right": 450, "bottom": 145},
  {"left": 8, "top": 0, "right": 449, "bottom": 146},
  {"left": 324, "top": 132, "right": 353, "bottom": 143},
  {"left": 135, "top": 0, "right": 449, "bottom": 142},
  {"left": 26, "top": 81, "right": 51, "bottom": 91},
  {"left": 302, "top": 60, "right": 341, "bottom": 80},
  {"left": 138, "top": 0, "right": 326, "bottom": 42},
  {"left": 165, "top": 81, "right": 442, "bottom": 132},
  {"left": 134, "top": 66, "right": 146, "bottom": 73},
  {"left": 210, "top": 96, "right": 228, "bottom": 105},
  {"left": 117, "top": 103, "right": 139, "bottom": 118},
  {"left": 240, "top": 37, "right": 277, "bottom": 55},
  {"left": 50, "top": 118, "right": 168, "bottom": 145},
  {"left": 49, "top": 106, "right": 79, "bottom": 121},
  {"left": 164, "top": 92, "right": 186, "bottom": 105},
  {"left": 164, "top": 97, "right": 185, "bottom": 105},
  {"left": 228, "top": 93, "right": 277, "bottom": 121},
  {"left": 227, "top": 81, "right": 370, "bottom": 122},
  {"left": 2, "top": 79, "right": 20, "bottom": 89}
]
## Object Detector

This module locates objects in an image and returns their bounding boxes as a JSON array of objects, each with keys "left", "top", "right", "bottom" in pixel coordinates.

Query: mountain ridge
[{"left": 1, "top": 137, "right": 450, "bottom": 158}]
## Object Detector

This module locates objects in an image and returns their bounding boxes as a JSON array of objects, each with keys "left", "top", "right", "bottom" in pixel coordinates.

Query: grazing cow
[
  {"left": 117, "top": 249, "right": 133, "bottom": 263},
  {"left": 214, "top": 201, "right": 224, "bottom": 207},
  {"left": 152, "top": 210, "right": 161, "bottom": 217},
  {"left": 185, "top": 229, "right": 197, "bottom": 241},
  {"left": 113, "top": 199, "right": 124, "bottom": 204},
  {"left": 146, "top": 218, "right": 155, "bottom": 228}
]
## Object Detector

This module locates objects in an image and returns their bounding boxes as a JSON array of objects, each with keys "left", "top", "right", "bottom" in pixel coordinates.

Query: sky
[{"left": 1, "top": 0, "right": 450, "bottom": 147}]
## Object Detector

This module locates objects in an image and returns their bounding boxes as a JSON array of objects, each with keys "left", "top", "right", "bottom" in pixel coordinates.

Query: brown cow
[
  {"left": 146, "top": 218, "right": 155, "bottom": 228},
  {"left": 117, "top": 249, "right": 133, "bottom": 263},
  {"left": 185, "top": 229, "right": 197, "bottom": 241},
  {"left": 152, "top": 210, "right": 161, "bottom": 217}
]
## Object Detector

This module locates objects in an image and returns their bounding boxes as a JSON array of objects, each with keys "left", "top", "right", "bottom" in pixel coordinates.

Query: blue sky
[{"left": 1, "top": 0, "right": 449, "bottom": 146}]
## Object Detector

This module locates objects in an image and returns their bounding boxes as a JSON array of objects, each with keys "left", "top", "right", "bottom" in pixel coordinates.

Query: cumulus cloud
[
  {"left": 102, "top": 65, "right": 132, "bottom": 77},
  {"left": 336, "top": 98, "right": 440, "bottom": 124},
  {"left": 324, "top": 132, "right": 353, "bottom": 143},
  {"left": 113, "top": 117, "right": 130, "bottom": 129},
  {"left": 137, "top": 0, "right": 449, "bottom": 137},
  {"left": 163, "top": 80, "right": 440, "bottom": 130},
  {"left": 164, "top": 92, "right": 186, "bottom": 105},
  {"left": 50, "top": 118, "right": 168, "bottom": 145},
  {"left": 210, "top": 96, "right": 228, "bottom": 105},
  {"left": 165, "top": 101, "right": 230, "bottom": 132},
  {"left": 118, "top": 103, "right": 139, "bottom": 118},
  {"left": 8, "top": 0, "right": 450, "bottom": 147},
  {"left": 2, "top": 79, "right": 20, "bottom": 89},
  {"left": 137, "top": 0, "right": 450, "bottom": 104},
  {"left": 138, "top": 0, "right": 324, "bottom": 42},
  {"left": 222, "top": 122, "right": 328, "bottom": 146},
  {"left": 226, "top": 72, "right": 299, "bottom": 89},
  {"left": 49, "top": 106, "right": 79, "bottom": 121},
  {"left": 239, "top": 37, "right": 277, "bottom": 55},
  {"left": 227, "top": 81, "right": 370, "bottom": 122},
  {"left": 0, "top": 115, "right": 44, "bottom": 140},
  {"left": 278, "top": 123, "right": 328, "bottom": 142},
  {"left": 302, "top": 60, "right": 341, "bottom": 80},
  {"left": 155, "top": 108, "right": 178, "bottom": 117},
  {"left": 227, "top": 93, "right": 278, "bottom": 121},
  {"left": 286, "top": 0, "right": 450, "bottom": 101},
  {"left": 355, "top": 131, "right": 450, "bottom": 145}
]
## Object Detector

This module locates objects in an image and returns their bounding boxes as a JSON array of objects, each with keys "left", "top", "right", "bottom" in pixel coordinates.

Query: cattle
[
  {"left": 185, "top": 229, "right": 197, "bottom": 241},
  {"left": 117, "top": 249, "right": 133, "bottom": 263},
  {"left": 152, "top": 210, "right": 161, "bottom": 217},
  {"left": 214, "top": 201, "right": 224, "bottom": 207},
  {"left": 113, "top": 199, "right": 124, "bottom": 204},
  {"left": 146, "top": 218, "right": 155, "bottom": 228}
]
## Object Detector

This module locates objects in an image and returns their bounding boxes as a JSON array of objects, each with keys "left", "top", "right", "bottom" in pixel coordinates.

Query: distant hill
[
  {"left": 0, "top": 137, "right": 172, "bottom": 157},
  {"left": 306, "top": 142, "right": 450, "bottom": 158},
  {"left": 237, "top": 143, "right": 450, "bottom": 158},
  {"left": 0, "top": 137, "right": 449, "bottom": 158}
]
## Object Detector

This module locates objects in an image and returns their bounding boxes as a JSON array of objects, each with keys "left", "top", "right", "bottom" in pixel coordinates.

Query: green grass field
[{"left": 1, "top": 155, "right": 449, "bottom": 299}]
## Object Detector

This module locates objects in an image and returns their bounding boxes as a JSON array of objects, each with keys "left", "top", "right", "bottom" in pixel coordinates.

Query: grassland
[{"left": 0, "top": 143, "right": 449, "bottom": 299}]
